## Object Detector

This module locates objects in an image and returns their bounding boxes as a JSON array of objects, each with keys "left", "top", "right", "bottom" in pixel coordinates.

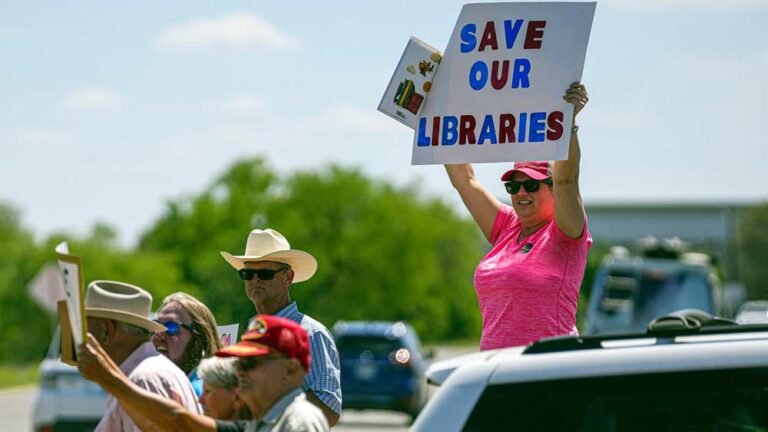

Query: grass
[{"left": 0, "top": 364, "right": 39, "bottom": 390}]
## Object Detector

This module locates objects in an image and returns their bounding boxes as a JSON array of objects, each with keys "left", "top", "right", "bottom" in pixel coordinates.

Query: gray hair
[{"left": 197, "top": 357, "right": 239, "bottom": 390}]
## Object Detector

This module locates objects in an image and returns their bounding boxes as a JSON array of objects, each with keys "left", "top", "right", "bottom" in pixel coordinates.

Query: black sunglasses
[
  {"left": 155, "top": 320, "right": 199, "bottom": 337},
  {"left": 504, "top": 178, "right": 553, "bottom": 194},
  {"left": 236, "top": 355, "right": 287, "bottom": 372},
  {"left": 238, "top": 266, "right": 289, "bottom": 281}
]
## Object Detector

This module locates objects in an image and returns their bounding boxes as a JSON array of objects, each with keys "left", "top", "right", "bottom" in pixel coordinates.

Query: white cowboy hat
[
  {"left": 85, "top": 280, "right": 165, "bottom": 333},
  {"left": 220, "top": 229, "right": 318, "bottom": 283}
]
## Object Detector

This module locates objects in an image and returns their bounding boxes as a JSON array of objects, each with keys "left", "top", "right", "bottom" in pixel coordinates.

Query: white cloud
[
  {"left": 212, "top": 93, "right": 268, "bottom": 116},
  {"left": 304, "top": 104, "right": 402, "bottom": 134},
  {"left": 10, "top": 128, "right": 70, "bottom": 146},
  {"left": 602, "top": 0, "right": 766, "bottom": 12},
  {"left": 0, "top": 25, "right": 21, "bottom": 38},
  {"left": 157, "top": 12, "right": 300, "bottom": 51},
  {"left": 666, "top": 53, "right": 768, "bottom": 84},
  {"left": 583, "top": 107, "right": 644, "bottom": 130},
  {"left": 668, "top": 55, "right": 745, "bottom": 72},
  {"left": 62, "top": 86, "right": 123, "bottom": 112},
  {"left": 211, "top": 124, "right": 263, "bottom": 146}
]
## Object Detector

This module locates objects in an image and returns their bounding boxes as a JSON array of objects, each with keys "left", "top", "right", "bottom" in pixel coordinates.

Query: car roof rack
[{"left": 523, "top": 309, "right": 768, "bottom": 355}]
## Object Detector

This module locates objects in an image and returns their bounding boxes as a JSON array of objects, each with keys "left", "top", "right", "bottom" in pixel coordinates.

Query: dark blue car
[{"left": 333, "top": 320, "right": 429, "bottom": 420}]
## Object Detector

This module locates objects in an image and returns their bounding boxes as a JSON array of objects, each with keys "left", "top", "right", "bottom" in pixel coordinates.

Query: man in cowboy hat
[
  {"left": 77, "top": 315, "right": 329, "bottom": 432},
  {"left": 221, "top": 228, "right": 341, "bottom": 426},
  {"left": 84, "top": 280, "right": 201, "bottom": 431}
]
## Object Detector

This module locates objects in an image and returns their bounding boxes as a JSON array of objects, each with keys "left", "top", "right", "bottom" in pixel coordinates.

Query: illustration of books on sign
[{"left": 378, "top": 36, "right": 442, "bottom": 129}]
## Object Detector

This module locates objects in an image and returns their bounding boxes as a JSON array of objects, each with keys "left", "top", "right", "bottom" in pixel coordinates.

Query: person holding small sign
[{"left": 444, "top": 82, "right": 591, "bottom": 350}]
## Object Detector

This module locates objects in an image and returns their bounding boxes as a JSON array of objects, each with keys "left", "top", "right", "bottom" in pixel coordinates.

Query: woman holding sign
[{"left": 445, "top": 82, "right": 591, "bottom": 350}]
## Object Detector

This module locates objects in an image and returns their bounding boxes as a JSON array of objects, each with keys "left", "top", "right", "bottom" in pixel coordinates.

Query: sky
[{"left": 1, "top": 0, "right": 767, "bottom": 247}]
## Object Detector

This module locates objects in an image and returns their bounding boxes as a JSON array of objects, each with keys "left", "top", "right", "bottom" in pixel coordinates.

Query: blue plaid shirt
[{"left": 252, "top": 302, "right": 342, "bottom": 414}]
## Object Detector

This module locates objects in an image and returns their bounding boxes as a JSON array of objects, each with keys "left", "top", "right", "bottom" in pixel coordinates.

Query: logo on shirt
[{"left": 521, "top": 242, "right": 534, "bottom": 253}]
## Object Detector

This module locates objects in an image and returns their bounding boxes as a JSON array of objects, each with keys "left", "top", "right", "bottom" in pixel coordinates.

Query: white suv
[
  {"left": 412, "top": 310, "right": 768, "bottom": 431},
  {"left": 31, "top": 326, "right": 107, "bottom": 431}
]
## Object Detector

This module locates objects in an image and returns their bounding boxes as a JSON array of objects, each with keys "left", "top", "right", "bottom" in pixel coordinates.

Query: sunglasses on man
[
  {"left": 238, "top": 266, "right": 290, "bottom": 281},
  {"left": 154, "top": 320, "right": 201, "bottom": 337},
  {"left": 236, "top": 355, "right": 287, "bottom": 372},
  {"left": 504, "top": 178, "right": 553, "bottom": 195}
]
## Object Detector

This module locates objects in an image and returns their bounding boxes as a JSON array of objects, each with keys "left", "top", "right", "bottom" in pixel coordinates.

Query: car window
[
  {"left": 594, "top": 270, "right": 715, "bottom": 333},
  {"left": 47, "top": 326, "right": 62, "bottom": 359},
  {"left": 336, "top": 335, "right": 403, "bottom": 355},
  {"left": 463, "top": 368, "right": 768, "bottom": 431}
]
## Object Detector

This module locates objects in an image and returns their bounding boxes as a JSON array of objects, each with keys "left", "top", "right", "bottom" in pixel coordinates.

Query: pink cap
[{"left": 500, "top": 161, "right": 552, "bottom": 181}]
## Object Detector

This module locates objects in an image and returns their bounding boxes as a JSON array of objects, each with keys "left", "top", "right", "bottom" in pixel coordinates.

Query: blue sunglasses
[{"left": 155, "top": 320, "right": 199, "bottom": 337}]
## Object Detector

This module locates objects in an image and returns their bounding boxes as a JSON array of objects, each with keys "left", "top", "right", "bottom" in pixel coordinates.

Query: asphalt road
[
  {"left": 0, "top": 385, "right": 36, "bottom": 432},
  {"left": 1, "top": 345, "right": 477, "bottom": 432}
]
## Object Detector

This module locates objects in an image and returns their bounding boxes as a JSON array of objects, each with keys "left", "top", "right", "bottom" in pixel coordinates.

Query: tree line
[
  {"left": 0, "top": 158, "right": 485, "bottom": 363},
  {"left": 3, "top": 157, "right": 762, "bottom": 364}
]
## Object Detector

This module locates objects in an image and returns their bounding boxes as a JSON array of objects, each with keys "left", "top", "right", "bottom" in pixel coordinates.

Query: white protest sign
[
  {"left": 378, "top": 36, "right": 442, "bottom": 129},
  {"left": 217, "top": 324, "right": 239, "bottom": 347},
  {"left": 55, "top": 242, "right": 87, "bottom": 347},
  {"left": 412, "top": 2, "right": 596, "bottom": 165}
]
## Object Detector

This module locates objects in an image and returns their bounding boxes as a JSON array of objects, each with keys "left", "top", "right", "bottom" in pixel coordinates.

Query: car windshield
[
  {"left": 463, "top": 367, "right": 768, "bottom": 431},
  {"left": 337, "top": 335, "right": 403, "bottom": 355}
]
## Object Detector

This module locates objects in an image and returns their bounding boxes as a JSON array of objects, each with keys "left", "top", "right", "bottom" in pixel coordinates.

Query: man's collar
[
  {"left": 260, "top": 388, "right": 304, "bottom": 427},
  {"left": 250, "top": 302, "right": 302, "bottom": 330},
  {"left": 274, "top": 302, "right": 300, "bottom": 320}
]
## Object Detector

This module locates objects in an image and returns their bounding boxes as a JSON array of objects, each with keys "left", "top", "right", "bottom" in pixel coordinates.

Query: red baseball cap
[
  {"left": 500, "top": 161, "right": 552, "bottom": 181},
  {"left": 215, "top": 315, "right": 311, "bottom": 372}
]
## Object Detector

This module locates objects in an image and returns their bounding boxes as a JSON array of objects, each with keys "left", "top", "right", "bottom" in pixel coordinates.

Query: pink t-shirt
[{"left": 474, "top": 204, "right": 592, "bottom": 350}]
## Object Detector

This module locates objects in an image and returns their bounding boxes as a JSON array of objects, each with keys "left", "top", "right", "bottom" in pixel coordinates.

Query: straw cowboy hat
[
  {"left": 220, "top": 229, "right": 318, "bottom": 283},
  {"left": 85, "top": 280, "right": 165, "bottom": 333}
]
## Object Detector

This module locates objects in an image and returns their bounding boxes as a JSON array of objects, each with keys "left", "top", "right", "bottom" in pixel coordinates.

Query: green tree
[
  {"left": 737, "top": 202, "right": 768, "bottom": 299},
  {"left": 139, "top": 157, "right": 278, "bottom": 326},
  {"left": 0, "top": 208, "right": 196, "bottom": 363},
  {"left": 39, "top": 225, "right": 197, "bottom": 305},
  {"left": 139, "top": 158, "right": 484, "bottom": 340},
  {"left": 268, "top": 165, "right": 483, "bottom": 340},
  {"left": 0, "top": 202, "right": 51, "bottom": 363}
]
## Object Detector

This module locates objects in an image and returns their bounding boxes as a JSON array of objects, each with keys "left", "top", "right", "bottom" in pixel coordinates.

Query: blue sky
[{"left": 1, "top": 0, "right": 766, "bottom": 246}]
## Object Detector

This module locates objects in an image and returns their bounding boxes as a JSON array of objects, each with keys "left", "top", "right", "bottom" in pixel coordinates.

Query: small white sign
[
  {"left": 378, "top": 36, "right": 442, "bottom": 129},
  {"left": 412, "top": 2, "right": 596, "bottom": 165},
  {"left": 217, "top": 324, "right": 239, "bottom": 347},
  {"left": 55, "top": 242, "right": 87, "bottom": 347}
]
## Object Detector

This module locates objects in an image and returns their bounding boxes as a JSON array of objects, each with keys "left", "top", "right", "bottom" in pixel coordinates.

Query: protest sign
[
  {"left": 217, "top": 324, "right": 239, "bottom": 347},
  {"left": 58, "top": 300, "right": 76, "bottom": 365},
  {"left": 378, "top": 36, "right": 443, "bottom": 129},
  {"left": 412, "top": 2, "right": 596, "bottom": 165},
  {"left": 55, "top": 242, "right": 87, "bottom": 347}
]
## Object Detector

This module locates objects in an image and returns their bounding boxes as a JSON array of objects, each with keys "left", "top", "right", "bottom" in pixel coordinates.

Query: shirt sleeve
[
  {"left": 304, "top": 328, "right": 342, "bottom": 414},
  {"left": 215, "top": 420, "right": 250, "bottom": 432},
  {"left": 490, "top": 204, "right": 518, "bottom": 245},
  {"left": 551, "top": 214, "right": 592, "bottom": 248}
]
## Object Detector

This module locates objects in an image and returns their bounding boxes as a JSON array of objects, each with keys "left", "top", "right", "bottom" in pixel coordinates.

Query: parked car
[
  {"left": 735, "top": 300, "right": 768, "bottom": 324},
  {"left": 585, "top": 238, "right": 721, "bottom": 335},
  {"left": 31, "top": 326, "right": 107, "bottom": 432},
  {"left": 413, "top": 310, "right": 768, "bottom": 431},
  {"left": 332, "top": 320, "right": 430, "bottom": 419}
]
